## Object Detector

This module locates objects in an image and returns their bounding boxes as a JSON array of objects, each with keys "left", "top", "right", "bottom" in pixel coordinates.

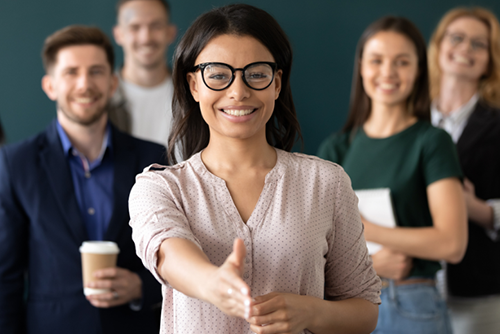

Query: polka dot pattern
[{"left": 129, "top": 149, "right": 381, "bottom": 333}]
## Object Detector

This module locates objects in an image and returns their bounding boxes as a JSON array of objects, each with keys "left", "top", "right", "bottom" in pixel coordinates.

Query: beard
[{"left": 57, "top": 99, "right": 109, "bottom": 127}]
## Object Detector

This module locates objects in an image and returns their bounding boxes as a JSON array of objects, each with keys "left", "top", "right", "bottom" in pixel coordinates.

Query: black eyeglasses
[{"left": 191, "top": 61, "right": 278, "bottom": 91}]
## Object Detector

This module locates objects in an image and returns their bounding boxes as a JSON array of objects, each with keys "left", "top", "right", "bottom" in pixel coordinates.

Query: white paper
[{"left": 355, "top": 188, "right": 396, "bottom": 254}]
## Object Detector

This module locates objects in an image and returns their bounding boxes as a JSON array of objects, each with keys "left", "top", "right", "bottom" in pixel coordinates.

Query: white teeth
[
  {"left": 454, "top": 55, "right": 471, "bottom": 65},
  {"left": 74, "top": 97, "right": 94, "bottom": 104},
  {"left": 223, "top": 109, "right": 254, "bottom": 116},
  {"left": 379, "top": 83, "right": 396, "bottom": 90}
]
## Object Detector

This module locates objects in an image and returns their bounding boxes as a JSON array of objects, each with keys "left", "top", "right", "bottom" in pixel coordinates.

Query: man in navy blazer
[{"left": 0, "top": 25, "right": 165, "bottom": 334}]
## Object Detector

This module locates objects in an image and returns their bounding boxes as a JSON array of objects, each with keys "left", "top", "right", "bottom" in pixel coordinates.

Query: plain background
[{"left": 1, "top": 0, "right": 499, "bottom": 154}]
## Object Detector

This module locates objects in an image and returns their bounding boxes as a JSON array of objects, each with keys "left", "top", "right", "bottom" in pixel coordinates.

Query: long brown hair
[
  {"left": 167, "top": 4, "right": 302, "bottom": 164},
  {"left": 343, "top": 16, "right": 430, "bottom": 133},
  {"left": 428, "top": 7, "right": 500, "bottom": 107}
]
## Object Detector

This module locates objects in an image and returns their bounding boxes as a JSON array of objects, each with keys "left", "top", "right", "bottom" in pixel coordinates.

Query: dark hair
[
  {"left": 116, "top": 0, "right": 171, "bottom": 19},
  {"left": 343, "top": 16, "right": 430, "bottom": 133},
  {"left": 167, "top": 4, "right": 302, "bottom": 164},
  {"left": 42, "top": 25, "right": 115, "bottom": 73}
]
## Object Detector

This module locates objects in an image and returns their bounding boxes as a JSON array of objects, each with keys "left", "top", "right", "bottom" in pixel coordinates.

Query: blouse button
[{"left": 244, "top": 273, "right": 249, "bottom": 279}]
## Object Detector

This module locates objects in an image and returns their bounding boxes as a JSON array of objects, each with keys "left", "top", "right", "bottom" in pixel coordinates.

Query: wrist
[{"left": 197, "top": 264, "right": 218, "bottom": 303}]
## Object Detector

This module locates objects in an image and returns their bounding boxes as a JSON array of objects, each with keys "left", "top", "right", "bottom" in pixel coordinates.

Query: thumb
[{"left": 227, "top": 238, "right": 246, "bottom": 274}]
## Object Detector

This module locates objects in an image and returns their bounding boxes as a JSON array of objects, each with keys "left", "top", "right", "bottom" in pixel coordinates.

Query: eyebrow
[{"left": 365, "top": 52, "right": 413, "bottom": 58}]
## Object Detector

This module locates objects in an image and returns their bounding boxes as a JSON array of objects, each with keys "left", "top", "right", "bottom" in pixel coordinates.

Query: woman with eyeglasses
[
  {"left": 428, "top": 7, "right": 500, "bottom": 334},
  {"left": 128, "top": 4, "right": 381, "bottom": 334},
  {"left": 318, "top": 16, "right": 467, "bottom": 334}
]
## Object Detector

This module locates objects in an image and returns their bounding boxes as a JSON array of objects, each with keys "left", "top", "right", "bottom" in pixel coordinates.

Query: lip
[
  {"left": 72, "top": 96, "right": 99, "bottom": 107},
  {"left": 376, "top": 82, "right": 399, "bottom": 93},
  {"left": 451, "top": 54, "right": 473, "bottom": 66},
  {"left": 219, "top": 105, "right": 258, "bottom": 122}
]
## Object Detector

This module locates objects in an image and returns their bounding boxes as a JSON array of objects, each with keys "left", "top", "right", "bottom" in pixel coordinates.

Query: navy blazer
[
  {"left": 447, "top": 102, "right": 500, "bottom": 297},
  {"left": 0, "top": 120, "right": 166, "bottom": 334}
]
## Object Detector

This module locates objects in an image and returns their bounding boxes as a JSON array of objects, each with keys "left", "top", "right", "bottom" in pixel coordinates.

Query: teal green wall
[{"left": 1, "top": 0, "right": 499, "bottom": 154}]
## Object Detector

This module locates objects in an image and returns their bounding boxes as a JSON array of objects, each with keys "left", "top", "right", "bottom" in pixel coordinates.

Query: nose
[
  {"left": 226, "top": 71, "right": 251, "bottom": 101},
  {"left": 381, "top": 60, "right": 396, "bottom": 77},
  {"left": 76, "top": 72, "right": 92, "bottom": 91},
  {"left": 138, "top": 26, "right": 152, "bottom": 43}
]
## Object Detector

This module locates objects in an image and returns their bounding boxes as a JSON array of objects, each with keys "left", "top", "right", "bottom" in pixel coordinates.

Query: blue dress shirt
[{"left": 57, "top": 122, "right": 114, "bottom": 241}]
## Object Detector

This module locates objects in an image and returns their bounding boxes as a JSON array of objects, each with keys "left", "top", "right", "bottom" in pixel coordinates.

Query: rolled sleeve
[{"left": 129, "top": 165, "right": 202, "bottom": 287}]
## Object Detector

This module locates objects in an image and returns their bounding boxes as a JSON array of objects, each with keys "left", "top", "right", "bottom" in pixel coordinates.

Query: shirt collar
[
  {"left": 431, "top": 93, "right": 479, "bottom": 125},
  {"left": 56, "top": 121, "right": 112, "bottom": 162}
]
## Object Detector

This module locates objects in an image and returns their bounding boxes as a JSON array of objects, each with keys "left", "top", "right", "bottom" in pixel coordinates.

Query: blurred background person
[
  {"left": 428, "top": 7, "right": 500, "bottom": 334},
  {"left": 318, "top": 16, "right": 467, "bottom": 334},
  {"left": 0, "top": 25, "right": 164, "bottom": 334},
  {"left": 130, "top": 4, "right": 381, "bottom": 334},
  {"left": 109, "top": 0, "right": 176, "bottom": 148}
]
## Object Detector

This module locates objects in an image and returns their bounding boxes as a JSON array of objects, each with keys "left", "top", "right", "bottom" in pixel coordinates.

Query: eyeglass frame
[
  {"left": 443, "top": 31, "right": 489, "bottom": 52},
  {"left": 190, "top": 61, "right": 278, "bottom": 91}
]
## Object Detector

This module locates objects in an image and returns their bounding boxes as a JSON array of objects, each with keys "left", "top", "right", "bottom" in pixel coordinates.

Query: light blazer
[
  {"left": 0, "top": 120, "right": 166, "bottom": 334},
  {"left": 447, "top": 101, "right": 500, "bottom": 297}
]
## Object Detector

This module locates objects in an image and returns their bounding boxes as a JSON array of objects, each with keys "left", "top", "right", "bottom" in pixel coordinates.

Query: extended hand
[
  {"left": 86, "top": 267, "right": 142, "bottom": 308},
  {"left": 247, "top": 292, "right": 310, "bottom": 334},
  {"left": 204, "top": 238, "right": 252, "bottom": 319},
  {"left": 372, "top": 247, "right": 412, "bottom": 280}
]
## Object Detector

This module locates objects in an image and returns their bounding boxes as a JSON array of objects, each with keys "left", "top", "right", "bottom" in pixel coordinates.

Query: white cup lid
[{"left": 79, "top": 241, "right": 120, "bottom": 254}]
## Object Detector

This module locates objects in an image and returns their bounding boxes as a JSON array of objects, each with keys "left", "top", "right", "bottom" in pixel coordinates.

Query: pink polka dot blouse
[{"left": 129, "top": 149, "right": 381, "bottom": 334}]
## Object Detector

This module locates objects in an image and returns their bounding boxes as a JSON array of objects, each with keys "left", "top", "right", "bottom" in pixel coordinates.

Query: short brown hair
[
  {"left": 428, "top": 7, "right": 500, "bottom": 107},
  {"left": 116, "top": 0, "right": 170, "bottom": 19},
  {"left": 42, "top": 25, "right": 115, "bottom": 73}
]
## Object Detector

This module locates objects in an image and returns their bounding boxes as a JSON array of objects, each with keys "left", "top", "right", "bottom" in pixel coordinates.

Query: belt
[{"left": 381, "top": 278, "right": 435, "bottom": 288}]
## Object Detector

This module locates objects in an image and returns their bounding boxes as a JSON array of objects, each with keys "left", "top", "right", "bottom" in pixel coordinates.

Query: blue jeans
[{"left": 372, "top": 280, "right": 452, "bottom": 334}]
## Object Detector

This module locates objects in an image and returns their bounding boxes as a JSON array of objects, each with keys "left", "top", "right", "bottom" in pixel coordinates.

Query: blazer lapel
[
  {"left": 39, "top": 121, "right": 88, "bottom": 242},
  {"left": 457, "top": 103, "right": 491, "bottom": 154},
  {"left": 104, "top": 129, "right": 138, "bottom": 241}
]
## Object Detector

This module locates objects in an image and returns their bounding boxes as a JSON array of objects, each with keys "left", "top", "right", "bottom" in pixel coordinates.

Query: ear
[
  {"left": 166, "top": 24, "right": 177, "bottom": 45},
  {"left": 113, "top": 25, "right": 123, "bottom": 46},
  {"left": 187, "top": 72, "right": 200, "bottom": 102},
  {"left": 41, "top": 75, "right": 57, "bottom": 101},
  {"left": 274, "top": 69, "right": 283, "bottom": 100}
]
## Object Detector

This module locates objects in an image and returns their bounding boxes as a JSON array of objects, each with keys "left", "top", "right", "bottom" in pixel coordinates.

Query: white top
[
  {"left": 129, "top": 149, "right": 381, "bottom": 334},
  {"left": 118, "top": 75, "right": 173, "bottom": 148},
  {"left": 432, "top": 95, "right": 500, "bottom": 240}
]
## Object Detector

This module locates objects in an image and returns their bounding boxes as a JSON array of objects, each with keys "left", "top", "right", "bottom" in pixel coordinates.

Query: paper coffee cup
[{"left": 79, "top": 241, "right": 120, "bottom": 296}]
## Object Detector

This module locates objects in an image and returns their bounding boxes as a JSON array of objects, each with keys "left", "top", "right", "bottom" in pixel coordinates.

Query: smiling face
[
  {"left": 361, "top": 31, "right": 419, "bottom": 109},
  {"left": 114, "top": 0, "right": 175, "bottom": 70},
  {"left": 42, "top": 45, "right": 117, "bottom": 126},
  {"left": 438, "top": 16, "right": 490, "bottom": 82},
  {"left": 187, "top": 34, "right": 282, "bottom": 143}
]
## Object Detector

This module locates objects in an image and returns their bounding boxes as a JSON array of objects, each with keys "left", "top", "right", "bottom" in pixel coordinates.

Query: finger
[
  {"left": 251, "top": 295, "right": 281, "bottom": 316},
  {"left": 87, "top": 279, "right": 115, "bottom": 290},
  {"left": 226, "top": 238, "right": 246, "bottom": 272},
  {"left": 249, "top": 322, "right": 288, "bottom": 334},
  {"left": 93, "top": 267, "right": 119, "bottom": 279}
]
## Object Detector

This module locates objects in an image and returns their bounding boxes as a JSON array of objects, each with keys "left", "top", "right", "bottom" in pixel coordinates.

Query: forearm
[
  {"left": 367, "top": 225, "right": 465, "bottom": 263},
  {"left": 157, "top": 238, "right": 217, "bottom": 302},
  {"left": 467, "top": 197, "right": 494, "bottom": 229},
  {"left": 307, "top": 297, "right": 378, "bottom": 334}
]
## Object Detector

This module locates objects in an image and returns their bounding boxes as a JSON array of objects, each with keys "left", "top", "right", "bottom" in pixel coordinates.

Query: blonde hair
[{"left": 428, "top": 7, "right": 500, "bottom": 107}]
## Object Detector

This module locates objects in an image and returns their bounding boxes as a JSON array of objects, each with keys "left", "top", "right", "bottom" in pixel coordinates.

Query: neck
[
  {"left": 437, "top": 74, "right": 478, "bottom": 115},
  {"left": 363, "top": 102, "right": 417, "bottom": 138},
  {"left": 121, "top": 60, "right": 169, "bottom": 87},
  {"left": 201, "top": 131, "right": 276, "bottom": 175},
  {"left": 57, "top": 112, "right": 108, "bottom": 162}
]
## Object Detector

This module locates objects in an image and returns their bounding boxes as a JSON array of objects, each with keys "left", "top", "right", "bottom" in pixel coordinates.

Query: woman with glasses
[
  {"left": 428, "top": 7, "right": 500, "bottom": 334},
  {"left": 129, "top": 4, "right": 381, "bottom": 334},
  {"left": 318, "top": 16, "right": 467, "bottom": 334}
]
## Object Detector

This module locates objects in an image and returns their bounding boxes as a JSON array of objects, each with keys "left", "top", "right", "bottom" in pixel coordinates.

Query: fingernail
[
  {"left": 241, "top": 287, "right": 248, "bottom": 295},
  {"left": 244, "top": 299, "right": 250, "bottom": 306}
]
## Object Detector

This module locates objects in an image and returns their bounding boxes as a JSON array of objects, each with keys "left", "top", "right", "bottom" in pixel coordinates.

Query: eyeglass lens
[
  {"left": 202, "top": 63, "right": 274, "bottom": 90},
  {"left": 447, "top": 33, "right": 488, "bottom": 51}
]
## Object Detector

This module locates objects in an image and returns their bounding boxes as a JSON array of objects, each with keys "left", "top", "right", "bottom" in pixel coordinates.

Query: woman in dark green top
[{"left": 318, "top": 17, "right": 467, "bottom": 334}]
